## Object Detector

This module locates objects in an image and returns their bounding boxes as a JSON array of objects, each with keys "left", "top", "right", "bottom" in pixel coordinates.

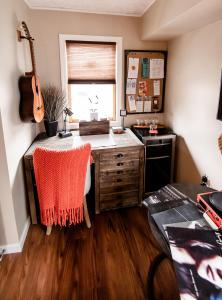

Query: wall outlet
[{"left": 201, "top": 175, "right": 208, "bottom": 186}]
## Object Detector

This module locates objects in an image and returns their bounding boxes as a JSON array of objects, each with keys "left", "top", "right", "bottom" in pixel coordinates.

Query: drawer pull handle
[
  {"left": 116, "top": 179, "right": 122, "bottom": 183},
  {"left": 117, "top": 153, "right": 123, "bottom": 158},
  {"left": 117, "top": 162, "right": 124, "bottom": 166},
  {"left": 117, "top": 170, "right": 123, "bottom": 175}
]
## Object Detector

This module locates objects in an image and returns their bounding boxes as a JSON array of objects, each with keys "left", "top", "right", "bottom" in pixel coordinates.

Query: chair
[
  {"left": 46, "top": 158, "right": 91, "bottom": 235},
  {"left": 33, "top": 144, "right": 92, "bottom": 235}
]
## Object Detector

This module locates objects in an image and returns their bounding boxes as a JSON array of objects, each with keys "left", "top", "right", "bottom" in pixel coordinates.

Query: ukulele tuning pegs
[
  {"left": 17, "top": 22, "right": 25, "bottom": 42},
  {"left": 18, "top": 22, "right": 23, "bottom": 31}
]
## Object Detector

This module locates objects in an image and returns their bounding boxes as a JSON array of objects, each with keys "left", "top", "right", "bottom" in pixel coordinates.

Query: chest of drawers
[{"left": 93, "top": 146, "right": 144, "bottom": 213}]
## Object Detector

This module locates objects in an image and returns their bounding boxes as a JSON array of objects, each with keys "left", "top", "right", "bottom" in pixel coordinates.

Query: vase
[{"left": 44, "top": 120, "right": 58, "bottom": 137}]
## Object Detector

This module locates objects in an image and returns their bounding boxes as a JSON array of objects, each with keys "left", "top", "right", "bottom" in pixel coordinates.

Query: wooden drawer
[
  {"left": 100, "top": 173, "right": 139, "bottom": 185},
  {"left": 100, "top": 182, "right": 138, "bottom": 194},
  {"left": 100, "top": 149, "right": 140, "bottom": 162},
  {"left": 100, "top": 190, "right": 138, "bottom": 202},
  {"left": 100, "top": 168, "right": 139, "bottom": 178},
  {"left": 100, "top": 190, "right": 139, "bottom": 211},
  {"left": 100, "top": 159, "right": 139, "bottom": 172}
]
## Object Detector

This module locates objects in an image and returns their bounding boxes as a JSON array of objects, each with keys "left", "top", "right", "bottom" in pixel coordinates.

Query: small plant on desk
[{"left": 41, "top": 85, "right": 66, "bottom": 137}]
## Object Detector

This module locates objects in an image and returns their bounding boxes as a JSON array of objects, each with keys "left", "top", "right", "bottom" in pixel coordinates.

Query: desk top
[{"left": 24, "top": 128, "right": 144, "bottom": 159}]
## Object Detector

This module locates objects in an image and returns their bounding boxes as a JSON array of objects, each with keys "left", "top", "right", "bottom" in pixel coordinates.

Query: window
[
  {"left": 69, "top": 84, "right": 115, "bottom": 122},
  {"left": 59, "top": 35, "right": 122, "bottom": 126}
]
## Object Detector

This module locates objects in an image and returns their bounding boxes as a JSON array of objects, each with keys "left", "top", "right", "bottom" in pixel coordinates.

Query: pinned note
[
  {"left": 126, "top": 79, "right": 137, "bottom": 94},
  {"left": 128, "top": 95, "right": 136, "bottom": 112},
  {"left": 141, "top": 58, "right": 149, "bottom": 78},
  {"left": 153, "top": 96, "right": 159, "bottom": 111},
  {"left": 138, "top": 80, "right": 148, "bottom": 96},
  {"left": 144, "top": 101, "right": 152, "bottom": 112},
  {"left": 136, "top": 100, "right": 143, "bottom": 113},
  {"left": 150, "top": 59, "right": 164, "bottom": 79},
  {"left": 153, "top": 80, "right": 160, "bottom": 96},
  {"left": 128, "top": 58, "right": 139, "bottom": 78}
]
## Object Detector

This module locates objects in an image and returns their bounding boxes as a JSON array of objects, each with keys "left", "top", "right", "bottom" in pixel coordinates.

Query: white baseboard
[
  {"left": 0, "top": 218, "right": 30, "bottom": 254},
  {"left": 19, "top": 217, "right": 30, "bottom": 251}
]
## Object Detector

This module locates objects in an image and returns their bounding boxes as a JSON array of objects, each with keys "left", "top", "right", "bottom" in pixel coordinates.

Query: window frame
[{"left": 59, "top": 34, "right": 123, "bottom": 129}]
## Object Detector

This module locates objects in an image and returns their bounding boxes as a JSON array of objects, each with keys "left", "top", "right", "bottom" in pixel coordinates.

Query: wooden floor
[{"left": 0, "top": 207, "right": 179, "bottom": 300}]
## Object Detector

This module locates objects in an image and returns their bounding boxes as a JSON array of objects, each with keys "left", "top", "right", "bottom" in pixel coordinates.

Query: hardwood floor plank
[{"left": 0, "top": 207, "right": 180, "bottom": 300}]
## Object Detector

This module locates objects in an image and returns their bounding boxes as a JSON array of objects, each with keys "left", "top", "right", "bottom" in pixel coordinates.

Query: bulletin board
[{"left": 124, "top": 50, "right": 167, "bottom": 114}]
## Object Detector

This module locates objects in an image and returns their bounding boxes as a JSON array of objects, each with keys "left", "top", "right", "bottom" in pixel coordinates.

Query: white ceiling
[{"left": 25, "top": 0, "right": 156, "bottom": 17}]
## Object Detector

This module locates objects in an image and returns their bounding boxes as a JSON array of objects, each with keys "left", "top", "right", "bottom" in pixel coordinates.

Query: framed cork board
[{"left": 124, "top": 50, "right": 167, "bottom": 114}]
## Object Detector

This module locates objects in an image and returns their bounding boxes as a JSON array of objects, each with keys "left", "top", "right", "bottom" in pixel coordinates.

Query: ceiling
[{"left": 25, "top": 0, "right": 156, "bottom": 17}]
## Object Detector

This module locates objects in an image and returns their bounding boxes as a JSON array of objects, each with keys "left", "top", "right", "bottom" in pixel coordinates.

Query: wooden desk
[{"left": 24, "top": 129, "right": 144, "bottom": 224}]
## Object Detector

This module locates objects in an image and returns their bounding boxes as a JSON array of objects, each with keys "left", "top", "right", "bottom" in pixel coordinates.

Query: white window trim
[{"left": 59, "top": 34, "right": 123, "bottom": 129}]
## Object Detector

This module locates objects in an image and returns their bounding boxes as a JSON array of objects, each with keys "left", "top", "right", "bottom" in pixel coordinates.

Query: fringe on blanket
[{"left": 41, "top": 205, "right": 84, "bottom": 226}]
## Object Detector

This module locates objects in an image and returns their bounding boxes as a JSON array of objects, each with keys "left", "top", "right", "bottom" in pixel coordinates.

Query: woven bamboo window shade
[{"left": 66, "top": 41, "right": 116, "bottom": 84}]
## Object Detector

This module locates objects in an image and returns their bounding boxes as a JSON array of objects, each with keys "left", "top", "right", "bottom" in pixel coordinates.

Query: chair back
[{"left": 33, "top": 143, "right": 91, "bottom": 226}]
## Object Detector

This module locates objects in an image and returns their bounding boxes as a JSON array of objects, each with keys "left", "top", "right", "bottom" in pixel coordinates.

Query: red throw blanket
[{"left": 33, "top": 144, "right": 91, "bottom": 226}]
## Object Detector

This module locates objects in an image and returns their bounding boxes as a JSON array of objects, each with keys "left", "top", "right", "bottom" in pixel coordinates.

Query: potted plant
[{"left": 41, "top": 85, "right": 66, "bottom": 137}]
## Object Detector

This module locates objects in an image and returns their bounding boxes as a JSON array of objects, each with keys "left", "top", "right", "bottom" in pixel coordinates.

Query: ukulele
[{"left": 18, "top": 21, "right": 44, "bottom": 123}]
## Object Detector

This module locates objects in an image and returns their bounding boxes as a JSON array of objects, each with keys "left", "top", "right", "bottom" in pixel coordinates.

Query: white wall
[
  {"left": 142, "top": 0, "right": 201, "bottom": 39},
  {"left": 141, "top": 0, "right": 222, "bottom": 41},
  {"left": 0, "top": 110, "right": 18, "bottom": 245},
  {"left": 165, "top": 19, "right": 222, "bottom": 188},
  {"left": 0, "top": 0, "right": 36, "bottom": 247}
]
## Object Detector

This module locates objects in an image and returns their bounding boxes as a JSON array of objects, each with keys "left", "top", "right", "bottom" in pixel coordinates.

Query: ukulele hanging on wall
[{"left": 18, "top": 21, "right": 44, "bottom": 123}]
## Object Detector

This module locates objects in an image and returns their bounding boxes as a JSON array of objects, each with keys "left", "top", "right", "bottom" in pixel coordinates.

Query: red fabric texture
[{"left": 33, "top": 144, "right": 91, "bottom": 226}]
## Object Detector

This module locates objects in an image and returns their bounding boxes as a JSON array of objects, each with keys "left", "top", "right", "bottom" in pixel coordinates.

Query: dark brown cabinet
[{"left": 94, "top": 147, "right": 144, "bottom": 213}]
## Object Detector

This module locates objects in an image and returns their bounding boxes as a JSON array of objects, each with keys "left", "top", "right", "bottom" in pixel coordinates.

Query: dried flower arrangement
[{"left": 41, "top": 85, "right": 66, "bottom": 122}]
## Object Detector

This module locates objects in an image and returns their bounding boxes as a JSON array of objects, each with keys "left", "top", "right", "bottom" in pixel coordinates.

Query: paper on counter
[
  {"left": 150, "top": 59, "right": 164, "bottom": 79},
  {"left": 128, "top": 95, "right": 136, "bottom": 112},
  {"left": 126, "top": 78, "right": 137, "bottom": 94},
  {"left": 153, "top": 80, "right": 160, "bottom": 96},
  {"left": 128, "top": 57, "right": 139, "bottom": 78},
  {"left": 136, "top": 101, "right": 143, "bottom": 113},
  {"left": 75, "top": 134, "right": 116, "bottom": 149},
  {"left": 144, "top": 101, "right": 152, "bottom": 112}
]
